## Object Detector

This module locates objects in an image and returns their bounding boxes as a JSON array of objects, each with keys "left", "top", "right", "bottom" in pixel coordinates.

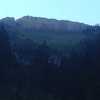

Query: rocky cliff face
[
  {"left": 0, "top": 16, "right": 91, "bottom": 48},
  {"left": 16, "top": 16, "right": 88, "bottom": 32},
  {"left": 0, "top": 16, "right": 89, "bottom": 33},
  {"left": 0, "top": 16, "right": 94, "bottom": 65}
]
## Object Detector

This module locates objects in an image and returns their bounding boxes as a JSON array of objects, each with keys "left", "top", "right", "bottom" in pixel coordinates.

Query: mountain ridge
[
  {"left": 0, "top": 16, "right": 99, "bottom": 65},
  {"left": 0, "top": 16, "right": 92, "bottom": 25},
  {"left": 0, "top": 16, "right": 90, "bottom": 33}
]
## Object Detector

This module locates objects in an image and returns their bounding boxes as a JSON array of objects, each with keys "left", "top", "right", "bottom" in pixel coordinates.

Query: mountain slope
[
  {"left": 0, "top": 16, "right": 91, "bottom": 45},
  {"left": 0, "top": 16, "right": 98, "bottom": 64}
]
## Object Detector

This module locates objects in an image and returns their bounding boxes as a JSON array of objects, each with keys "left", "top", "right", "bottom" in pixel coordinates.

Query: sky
[{"left": 0, "top": 0, "right": 99, "bottom": 25}]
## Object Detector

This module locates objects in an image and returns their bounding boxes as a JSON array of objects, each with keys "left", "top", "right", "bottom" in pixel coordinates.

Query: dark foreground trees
[{"left": 0, "top": 24, "right": 18, "bottom": 99}]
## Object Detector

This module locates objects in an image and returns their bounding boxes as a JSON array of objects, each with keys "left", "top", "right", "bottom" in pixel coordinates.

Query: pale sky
[{"left": 0, "top": 0, "right": 99, "bottom": 25}]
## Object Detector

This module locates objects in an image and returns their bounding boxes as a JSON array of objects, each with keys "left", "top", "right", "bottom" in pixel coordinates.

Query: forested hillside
[{"left": 0, "top": 17, "right": 99, "bottom": 100}]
